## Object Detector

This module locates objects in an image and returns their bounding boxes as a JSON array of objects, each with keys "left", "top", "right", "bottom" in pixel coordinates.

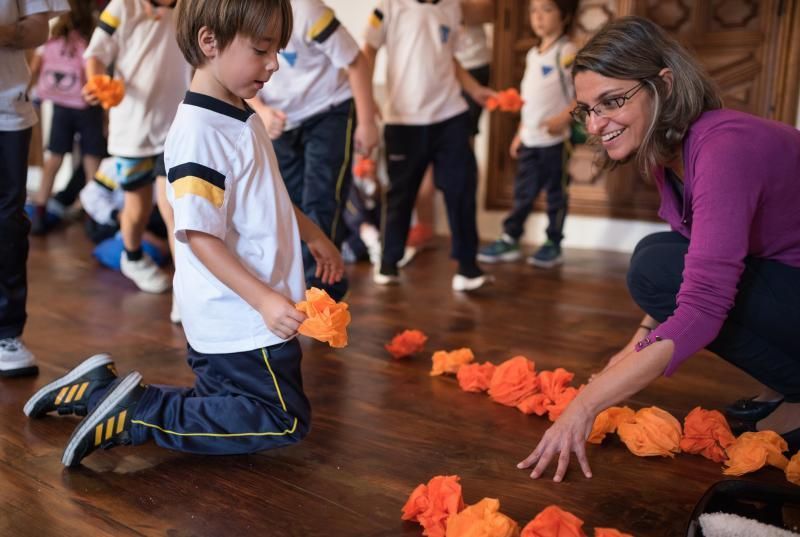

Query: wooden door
[{"left": 486, "top": 0, "right": 800, "bottom": 220}]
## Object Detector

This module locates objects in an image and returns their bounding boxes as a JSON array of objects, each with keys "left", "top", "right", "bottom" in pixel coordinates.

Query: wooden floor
[{"left": 0, "top": 224, "right": 785, "bottom": 537}]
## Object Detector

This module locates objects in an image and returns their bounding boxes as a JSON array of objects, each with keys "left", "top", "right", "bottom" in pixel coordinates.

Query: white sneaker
[
  {"left": 373, "top": 266, "right": 400, "bottom": 286},
  {"left": 0, "top": 338, "right": 38, "bottom": 377},
  {"left": 398, "top": 246, "right": 418, "bottom": 268},
  {"left": 452, "top": 273, "right": 492, "bottom": 292},
  {"left": 169, "top": 293, "right": 181, "bottom": 324},
  {"left": 359, "top": 224, "right": 382, "bottom": 266},
  {"left": 120, "top": 253, "right": 171, "bottom": 294}
]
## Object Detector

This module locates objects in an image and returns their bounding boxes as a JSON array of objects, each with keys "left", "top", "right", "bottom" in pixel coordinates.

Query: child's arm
[
  {"left": 292, "top": 207, "right": 345, "bottom": 286},
  {"left": 246, "top": 96, "right": 287, "bottom": 140},
  {"left": 541, "top": 100, "right": 576, "bottom": 136},
  {"left": 0, "top": 13, "right": 50, "bottom": 49},
  {"left": 26, "top": 50, "right": 43, "bottom": 94},
  {"left": 185, "top": 230, "right": 307, "bottom": 339},
  {"left": 454, "top": 60, "right": 495, "bottom": 107},
  {"left": 362, "top": 44, "right": 378, "bottom": 81},
  {"left": 347, "top": 51, "right": 379, "bottom": 156},
  {"left": 82, "top": 56, "right": 107, "bottom": 106}
]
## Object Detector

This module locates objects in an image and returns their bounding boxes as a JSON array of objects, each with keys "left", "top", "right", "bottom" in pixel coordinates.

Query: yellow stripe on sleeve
[
  {"left": 308, "top": 8, "right": 335, "bottom": 40},
  {"left": 171, "top": 176, "right": 225, "bottom": 208},
  {"left": 100, "top": 10, "right": 120, "bottom": 29},
  {"left": 369, "top": 13, "right": 382, "bottom": 29}
]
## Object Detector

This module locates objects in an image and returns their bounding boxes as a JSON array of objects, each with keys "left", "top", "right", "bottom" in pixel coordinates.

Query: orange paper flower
[
  {"left": 353, "top": 156, "right": 376, "bottom": 178},
  {"left": 445, "top": 497, "right": 520, "bottom": 537},
  {"left": 295, "top": 287, "right": 351, "bottom": 348},
  {"left": 486, "top": 88, "right": 524, "bottom": 113},
  {"left": 545, "top": 385, "right": 582, "bottom": 422},
  {"left": 457, "top": 362, "right": 497, "bottom": 393},
  {"left": 679, "top": 407, "right": 736, "bottom": 463},
  {"left": 386, "top": 329, "right": 428, "bottom": 358},
  {"left": 402, "top": 475, "right": 465, "bottom": 537},
  {"left": 786, "top": 451, "right": 800, "bottom": 485},
  {"left": 488, "top": 356, "right": 539, "bottom": 407},
  {"left": 588, "top": 407, "right": 635, "bottom": 444},
  {"left": 594, "top": 529, "right": 634, "bottom": 537},
  {"left": 617, "top": 407, "right": 682, "bottom": 458},
  {"left": 521, "top": 505, "right": 586, "bottom": 537},
  {"left": 431, "top": 348, "right": 475, "bottom": 376},
  {"left": 723, "top": 431, "right": 789, "bottom": 476},
  {"left": 84, "top": 74, "right": 125, "bottom": 109}
]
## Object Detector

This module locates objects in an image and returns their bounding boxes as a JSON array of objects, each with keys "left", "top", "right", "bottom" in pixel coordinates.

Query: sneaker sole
[
  {"left": 452, "top": 274, "right": 495, "bottom": 292},
  {"left": 477, "top": 251, "right": 522, "bottom": 264},
  {"left": 24, "top": 354, "right": 113, "bottom": 417},
  {"left": 0, "top": 365, "right": 39, "bottom": 378},
  {"left": 62, "top": 371, "right": 141, "bottom": 467},
  {"left": 527, "top": 256, "right": 564, "bottom": 268}
]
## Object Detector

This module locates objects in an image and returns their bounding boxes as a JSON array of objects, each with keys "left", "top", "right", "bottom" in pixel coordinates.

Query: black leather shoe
[
  {"left": 782, "top": 427, "right": 800, "bottom": 454},
  {"left": 724, "top": 397, "right": 783, "bottom": 422}
]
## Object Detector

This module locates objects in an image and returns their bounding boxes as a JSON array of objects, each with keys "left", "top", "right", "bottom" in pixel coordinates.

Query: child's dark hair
[
  {"left": 175, "top": 0, "right": 292, "bottom": 68},
  {"left": 51, "top": 0, "right": 96, "bottom": 42}
]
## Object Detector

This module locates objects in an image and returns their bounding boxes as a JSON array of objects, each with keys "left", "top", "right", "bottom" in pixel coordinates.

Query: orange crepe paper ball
[
  {"left": 431, "top": 348, "right": 475, "bottom": 376},
  {"left": 457, "top": 362, "right": 497, "bottom": 393},
  {"left": 488, "top": 356, "right": 539, "bottom": 407},
  {"left": 402, "top": 475, "right": 465, "bottom": 537},
  {"left": 588, "top": 407, "right": 635, "bottom": 444},
  {"left": 521, "top": 505, "right": 586, "bottom": 537},
  {"left": 353, "top": 156, "right": 377, "bottom": 178},
  {"left": 386, "top": 329, "right": 428, "bottom": 358},
  {"left": 786, "top": 451, "right": 800, "bottom": 485},
  {"left": 617, "top": 407, "right": 682, "bottom": 458},
  {"left": 679, "top": 407, "right": 736, "bottom": 463},
  {"left": 723, "top": 430, "right": 789, "bottom": 476},
  {"left": 85, "top": 74, "right": 125, "bottom": 109},
  {"left": 445, "top": 498, "right": 520, "bottom": 537},
  {"left": 295, "top": 287, "right": 351, "bottom": 348},
  {"left": 486, "top": 88, "right": 524, "bottom": 113}
]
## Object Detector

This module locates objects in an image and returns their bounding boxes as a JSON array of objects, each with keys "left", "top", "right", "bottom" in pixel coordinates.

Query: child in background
[
  {"left": 83, "top": 0, "right": 190, "bottom": 294},
  {"left": 25, "top": 0, "right": 345, "bottom": 467},
  {"left": 27, "top": 0, "right": 105, "bottom": 235},
  {"left": 478, "top": 0, "right": 578, "bottom": 268},
  {"left": 364, "top": 0, "right": 494, "bottom": 292},
  {"left": 249, "top": 0, "right": 379, "bottom": 301}
]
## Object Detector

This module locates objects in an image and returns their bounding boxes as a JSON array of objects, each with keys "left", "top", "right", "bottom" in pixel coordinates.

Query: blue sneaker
[
  {"left": 528, "top": 240, "right": 563, "bottom": 268},
  {"left": 477, "top": 234, "right": 521, "bottom": 263}
]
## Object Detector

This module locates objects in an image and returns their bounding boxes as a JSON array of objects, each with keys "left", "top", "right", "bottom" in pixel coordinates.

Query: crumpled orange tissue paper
[
  {"left": 544, "top": 386, "right": 582, "bottom": 422},
  {"left": 295, "top": 287, "right": 350, "bottom": 348},
  {"left": 786, "top": 451, "right": 800, "bottom": 485},
  {"left": 386, "top": 329, "right": 428, "bottom": 359},
  {"left": 679, "top": 407, "right": 735, "bottom": 463},
  {"left": 445, "top": 498, "right": 520, "bottom": 537},
  {"left": 353, "top": 156, "right": 376, "bottom": 178},
  {"left": 723, "top": 430, "right": 789, "bottom": 476},
  {"left": 457, "top": 362, "right": 497, "bottom": 393},
  {"left": 488, "top": 356, "right": 539, "bottom": 407},
  {"left": 594, "top": 529, "right": 634, "bottom": 537},
  {"left": 617, "top": 407, "right": 682, "bottom": 458},
  {"left": 516, "top": 368, "right": 574, "bottom": 417},
  {"left": 521, "top": 505, "right": 586, "bottom": 537},
  {"left": 588, "top": 406, "right": 635, "bottom": 444},
  {"left": 85, "top": 74, "right": 125, "bottom": 109},
  {"left": 402, "top": 475, "right": 465, "bottom": 537},
  {"left": 486, "top": 88, "right": 524, "bottom": 113},
  {"left": 431, "top": 348, "right": 475, "bottom": 376}
]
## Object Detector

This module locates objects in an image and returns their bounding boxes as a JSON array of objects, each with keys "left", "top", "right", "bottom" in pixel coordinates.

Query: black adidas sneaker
[
  {"left": 23, "top": 354, "right": 118, "bottom": 418},
  {"left": 62, "top": 371, "right": 145, "bottom": 467}
]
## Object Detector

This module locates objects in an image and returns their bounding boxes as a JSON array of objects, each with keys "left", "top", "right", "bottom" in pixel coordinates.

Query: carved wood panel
[{"left": 486, "top": 0, "right": 800, "bottom": 221}]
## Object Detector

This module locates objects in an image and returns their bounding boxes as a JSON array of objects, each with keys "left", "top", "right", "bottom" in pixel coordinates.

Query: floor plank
[{"left": 0, "top": 225, "right": 784, "bottom": 537}]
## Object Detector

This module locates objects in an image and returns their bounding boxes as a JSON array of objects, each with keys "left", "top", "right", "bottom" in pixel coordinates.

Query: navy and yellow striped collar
[{"left": 183, "top": 91, "right": 254, "bottom": 123}]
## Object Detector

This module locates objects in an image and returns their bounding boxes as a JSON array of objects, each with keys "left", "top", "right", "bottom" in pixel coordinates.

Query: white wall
[{"left": 328, "top": 0, "right": 668, "bottom": 253}]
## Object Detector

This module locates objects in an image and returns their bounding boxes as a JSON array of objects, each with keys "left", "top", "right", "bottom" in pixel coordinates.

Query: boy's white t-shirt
[
  {"left": 455, "top": 24, "right": 491, "bottom": 70},
  {"left": 164, "top": 92, "right": 306, "bottom": 354},
  {"left": 0, "top": 0, "right": 69, "bottom": 131},
  {"left": 84, "top": 0, "right": 190, "bottom": 157},
  {"left": 364, "top": 0, "right": 468, "bottom": 125},
  {"left": 258, "top": 0, "right": 359, "bottom": 130},
  {"left": 519, "top": 36, "right": 577, "bottom": 148}
]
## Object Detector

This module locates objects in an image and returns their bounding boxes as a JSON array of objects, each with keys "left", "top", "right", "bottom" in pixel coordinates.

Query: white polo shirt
[
  {"left": 258, "top": 0, "right": 359, "bottom": 130},
  {"left": 519, "top": 36, "right": 577, "bottom": 148},
  {"left": 164, "top": 92, "right": 306, "bottom": 354},
  {"left": 364, "top": 0, "right": 468, "bottom": 125},
  {"left": 0, "top": 0, "right": 69, "bottom": 131},
  {"left": 84, "top": 0, "right": 190, "bottom": 157}
]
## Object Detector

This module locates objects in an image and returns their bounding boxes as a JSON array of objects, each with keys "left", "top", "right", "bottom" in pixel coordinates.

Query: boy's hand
[
  {"left": 541, "top": 114, "right": 570, "bottom": 136},
  {"left": 82, "top": 83, "right": 100, "bottom": 106},
  {"left": 258, "top": 291, "right": 307, "bottom": 340},
  {"left": 265, "top": 109, "right": 287, "bottom": 140},
  {"left": 354, "top": 120, "right": 379, "bottom": 157},
  {"left": 307, "top": 234, "right": 345, "bottom": 286},
  {"left": 509, "top": 133, "right": 521, "bottom": 159},
  {"left": 469, "top": 85, "right": 496, "bottom": 108}
]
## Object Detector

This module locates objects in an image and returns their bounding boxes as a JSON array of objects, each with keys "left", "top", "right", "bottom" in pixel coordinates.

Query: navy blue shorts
[{"left": 47, "top": 103, "right": 106, "bottom": 157}]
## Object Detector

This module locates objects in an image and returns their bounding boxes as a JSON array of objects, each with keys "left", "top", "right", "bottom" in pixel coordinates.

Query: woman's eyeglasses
[{"left": 570, "top": 82, "right": 646, "bottom": 125}]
